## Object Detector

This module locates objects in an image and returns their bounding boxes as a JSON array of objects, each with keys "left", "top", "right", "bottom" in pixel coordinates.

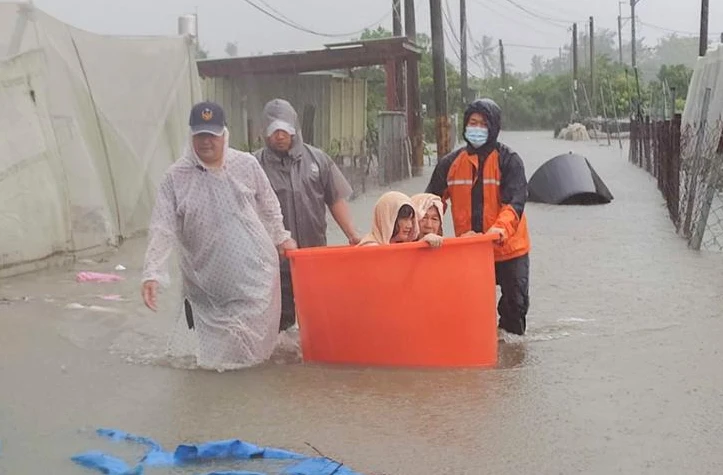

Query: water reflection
[{"left": 497, "top": 342, "right": 528, "bottom": 369}]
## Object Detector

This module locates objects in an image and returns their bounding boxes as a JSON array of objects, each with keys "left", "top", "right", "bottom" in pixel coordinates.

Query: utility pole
[
  {"left": 630, "top": 0, "right": 638, "bottom": 70},
  {"left": 405, "top": 0, "right": 424, "bottom": 176},
  {"left": 430, "top": 0, "right": 450, "bottom": 157},
  {"left": 699, "top": 0, "right": 709, "bottom": 56},
  {"left": 572, "top": 23, "right": 578, "bottom": 88},
  {"left": 392, "top": 0, "right": 402, "bottom": 36},
  {"left": 392, "top": 0, "right": 405, "bottom": 110},
  {"left": 617, "top": 15, "right": 623, "bottom": 64},
  {"left": 572, "top": 23, "right": 579, "bottom": 120},
  {"left": 590, "top": 16, "right": 595, "bottom": 116},
  {"left": 460, "top": 0, "right": 469, "bottom": 108},
  {"left": 194, "top": 6, "right": 199, "bottom": 49},
  {"left": 499, "top": 39, "right": 506, "bottom": 90}
]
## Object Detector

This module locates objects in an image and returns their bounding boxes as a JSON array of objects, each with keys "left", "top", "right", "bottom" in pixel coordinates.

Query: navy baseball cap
[{"left": 189, "top": 101, "right": 226, "bottom": 136}]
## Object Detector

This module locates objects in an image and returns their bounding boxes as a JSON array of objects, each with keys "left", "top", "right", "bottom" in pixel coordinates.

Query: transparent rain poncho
[{"left": 142, "top": 128, "right": 291, "bottom": 371}]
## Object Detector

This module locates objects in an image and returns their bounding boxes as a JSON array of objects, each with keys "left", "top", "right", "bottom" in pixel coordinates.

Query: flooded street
[{"left": 2, "top": 131, "right": 723, "bottom": 474}]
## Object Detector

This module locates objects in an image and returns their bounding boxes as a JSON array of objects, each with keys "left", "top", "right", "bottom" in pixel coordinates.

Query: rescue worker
[
  {"left": 425, "top": 98, "right": 531, "bottom": 336},
  {"left": 255, "top": 99, "right": 361, "bottom": 331},
  {"left": 141, "top": 101, "right": 297, "bottom": 370}
]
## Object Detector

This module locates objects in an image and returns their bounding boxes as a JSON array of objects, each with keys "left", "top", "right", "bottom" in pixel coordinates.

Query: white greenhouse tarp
[{"left": 0, "top": 2, "right": 201, "bottom": 277}]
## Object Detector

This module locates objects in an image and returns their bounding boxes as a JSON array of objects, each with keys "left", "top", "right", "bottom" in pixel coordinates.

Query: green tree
[
  {"left": 196, "top": 46, "right": 209, "bottom": 59},
  {"left": 224, "top": 42, "right": 238, "bottom": 57},
  {"left": 349, "top": 25, "right": 694, "bottom": 133},
  {"left": 356, "top": 27, "right": 463, "bottom": 141}
]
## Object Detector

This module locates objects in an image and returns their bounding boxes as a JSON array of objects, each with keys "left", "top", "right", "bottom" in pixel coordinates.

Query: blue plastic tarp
[{"left": 70, "top": 428, "right": 363, "bottom": 475}]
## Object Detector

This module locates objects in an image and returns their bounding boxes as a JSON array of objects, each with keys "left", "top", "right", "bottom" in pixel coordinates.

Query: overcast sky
[{"left": 25, "top": 0, "right": 722, "bottom": 75}]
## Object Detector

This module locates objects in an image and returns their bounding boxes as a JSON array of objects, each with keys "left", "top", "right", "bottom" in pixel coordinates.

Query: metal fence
[
  {"left": 629, "top": 114, "right": 682, "bottom": 224},
  {"left": 329, "top": 136, "right": 376, "bottom": 199},
  {"left": 630, "top": 109, "right": 723, "bottom": 252}
]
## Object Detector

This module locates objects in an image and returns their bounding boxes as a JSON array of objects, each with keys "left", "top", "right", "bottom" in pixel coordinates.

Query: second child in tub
[
  {"left": 358, "top": 192, "right": 443, "bottom": 247},
  {"left": 411, "top": 193, "right": 444, "bottom": 239}
]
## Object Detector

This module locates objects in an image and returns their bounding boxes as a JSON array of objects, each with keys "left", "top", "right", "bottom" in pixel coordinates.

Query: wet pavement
[{"left": 1, "top": 131, "right": 723, "bottom": 474}]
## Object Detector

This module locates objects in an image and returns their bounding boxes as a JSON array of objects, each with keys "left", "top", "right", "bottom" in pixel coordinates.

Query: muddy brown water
[{"left": 1, "top": 132, "right": 722, "bottom": 474}]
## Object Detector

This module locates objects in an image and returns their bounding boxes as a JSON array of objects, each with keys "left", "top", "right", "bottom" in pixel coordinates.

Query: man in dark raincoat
[
  {"left": 255, "top": 98, "right": 360, "bottom": 331},
  {"left": 425, "top": 98, "right": 531, "bottom": 336}
]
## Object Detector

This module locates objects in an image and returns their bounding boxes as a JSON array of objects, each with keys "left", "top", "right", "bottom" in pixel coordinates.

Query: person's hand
[
  {"left": 461, "top": 231, "right": 479, "bottom": 238},
  {"left": 486, "top": 226, "right": 506, "bottom": 244},
  {"left": 277, "top": 238, "right": 298, "bottom": 258},
  {"left": 142, "top": 280, "right": 159, "bottom": 312},
  {"left": 347, "top": 233, "right": 361, "bottom": 246},
  {"left": 421, "top": 233, "right": 443, "bottom": 248}
]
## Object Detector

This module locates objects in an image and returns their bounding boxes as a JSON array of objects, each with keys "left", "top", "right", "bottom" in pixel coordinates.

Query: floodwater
[{"left": 2, "top": 131, "right": 723, "bottom": 474}]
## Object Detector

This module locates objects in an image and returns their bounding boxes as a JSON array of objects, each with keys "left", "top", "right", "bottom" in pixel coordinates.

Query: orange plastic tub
[{"left": 286, "top": 234, "right": 499, "bottom": 368}]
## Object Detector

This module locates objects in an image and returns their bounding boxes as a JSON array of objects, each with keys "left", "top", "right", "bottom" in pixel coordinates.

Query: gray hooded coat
[{"left": 254, "top": 99, "right": 353, "bottom": 248}]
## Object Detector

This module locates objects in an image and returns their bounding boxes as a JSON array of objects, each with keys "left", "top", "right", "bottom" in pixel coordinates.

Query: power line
[
  {"left": 255, "top": 0, "right": 302, "bottom": 28},
  {"left": 638, "top": 19, "right": 719, "bottom": 37},
  {"left": 241, "top": 0, "right": 392, "bottom": 38},
  {"left": 442, "top": 0, "right": 462, "bottom": 47},
  {"left": 505, "top": 43, "right": 560, "bottom": 51},
  {"left": 499, "top": 0, "right": 577, "bottom": 28},
  {"left": 470, "top": 0, "right": 570, "bottom": 35},
  {"left": 524, "top": 0, "right": 590, "bottom": 22},
  {"left": 441, "top": 0, "right": 487, "bottom": 74}
]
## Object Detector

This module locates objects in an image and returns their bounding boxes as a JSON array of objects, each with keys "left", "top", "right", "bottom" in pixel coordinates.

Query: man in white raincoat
[{"left": 141, "top": 101, "right": 297, "bottom": 370}]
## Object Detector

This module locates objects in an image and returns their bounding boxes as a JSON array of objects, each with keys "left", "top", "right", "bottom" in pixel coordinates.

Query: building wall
[{"left": 200, "top": 73, "right": 367, "bottom": 155}]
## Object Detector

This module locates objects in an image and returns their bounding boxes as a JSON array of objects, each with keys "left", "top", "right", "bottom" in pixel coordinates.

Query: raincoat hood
[
  {"left": 463, "top": 98, "right": 502, "bottom": 149},
  {"left": 261, "top": 98, "right": 305, "bottom": 159},
  {"left": 411, "top": 193, "right": 444, "bottom": 236},
  {"left": 359, "top": 191, "right": 419, "bottom": 246}
]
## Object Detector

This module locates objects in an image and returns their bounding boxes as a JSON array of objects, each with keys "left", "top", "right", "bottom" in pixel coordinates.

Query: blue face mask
[{"left": 465, "top": 126, "right": 489, "bottom": 148}]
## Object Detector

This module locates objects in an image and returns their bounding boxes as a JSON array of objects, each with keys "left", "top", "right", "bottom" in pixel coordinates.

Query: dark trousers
[
  {"left": 279, "top": 260, "right": 296, "bottom": 332},
  {"left": 494, "top": 253, "right": 530, "bottom": 335}
]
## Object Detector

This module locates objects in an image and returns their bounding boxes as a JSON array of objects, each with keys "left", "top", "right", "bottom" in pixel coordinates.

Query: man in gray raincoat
[{"left": 255, "top": 99, "right": 360, "bottom": 331}]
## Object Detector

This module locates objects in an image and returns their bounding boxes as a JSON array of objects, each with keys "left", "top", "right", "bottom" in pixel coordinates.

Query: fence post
[
  {"left": 644, "top": 115, "right": 652, "bottom": 173},
  {"left": 682, "top": 88, "right": 713, "bottom": 238},
  {"left": 378, "top": 111, "right": 410, "bottom": 186},
  {"left": 629, "top": 118, "right": 638, "bottom": 165},
  {"left": 655, "top": 120, "right": 667, "bottom": 189},
  {"left": 671, "top": 113, "right": 682, "bottom": 227}
]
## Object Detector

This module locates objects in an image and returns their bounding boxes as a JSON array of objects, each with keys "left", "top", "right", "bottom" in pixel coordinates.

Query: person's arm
[
  {"left": 320, "top": 153, "right": 360, "bottom": 244},
  {"left": 425, "top": 151, "right": 458, "bottom": 213},
  {"left": 329, "top": 199, "right": 360, "bottom": 244},
  {"left": 249, "top": 156, "right": 293, "bottom": 247},
  {"left": 488, "top": 146, "right": 528, "bottom": 242},
  {"left": 141, "top": 175, "right": 178, "bottom": 311}
]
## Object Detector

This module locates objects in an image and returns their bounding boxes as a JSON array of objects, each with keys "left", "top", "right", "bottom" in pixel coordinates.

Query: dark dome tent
[{"left": 528, "top": 152, "right": 614, "bottom": 205}]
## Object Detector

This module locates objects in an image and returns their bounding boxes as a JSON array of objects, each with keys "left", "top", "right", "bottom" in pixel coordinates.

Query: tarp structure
[
  {"left": 71, "top": 428, "right": 363, "bottom": 475},
  {"left": 677, "top": 43, "right": 723, "bottom": 246},
  {"left": 528, "top": 152, "right": 614, "bottom": 205},
  {"left": 682, "top": 43, "right": 723, "bottom": 133},
  {"left": 0, "top": 2, "right": 201, "bottom": 277}
]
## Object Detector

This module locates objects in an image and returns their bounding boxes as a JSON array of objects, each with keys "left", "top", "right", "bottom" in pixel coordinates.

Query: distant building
[{"left": 198, "top": 57, "right": 367, "bottom": 156}]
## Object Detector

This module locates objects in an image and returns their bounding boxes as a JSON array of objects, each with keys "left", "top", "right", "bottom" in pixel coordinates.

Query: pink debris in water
[
  {"left": 99, "top": 294, "right": 124, "bottom": 301},
  {"left": 76, "top": 272, "right": 125, "bottom": 283}
]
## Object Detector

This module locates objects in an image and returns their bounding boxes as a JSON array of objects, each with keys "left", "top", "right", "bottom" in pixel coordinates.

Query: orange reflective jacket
[{"left": 426, "top": 145, "right": 531, "bottom": 262}]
